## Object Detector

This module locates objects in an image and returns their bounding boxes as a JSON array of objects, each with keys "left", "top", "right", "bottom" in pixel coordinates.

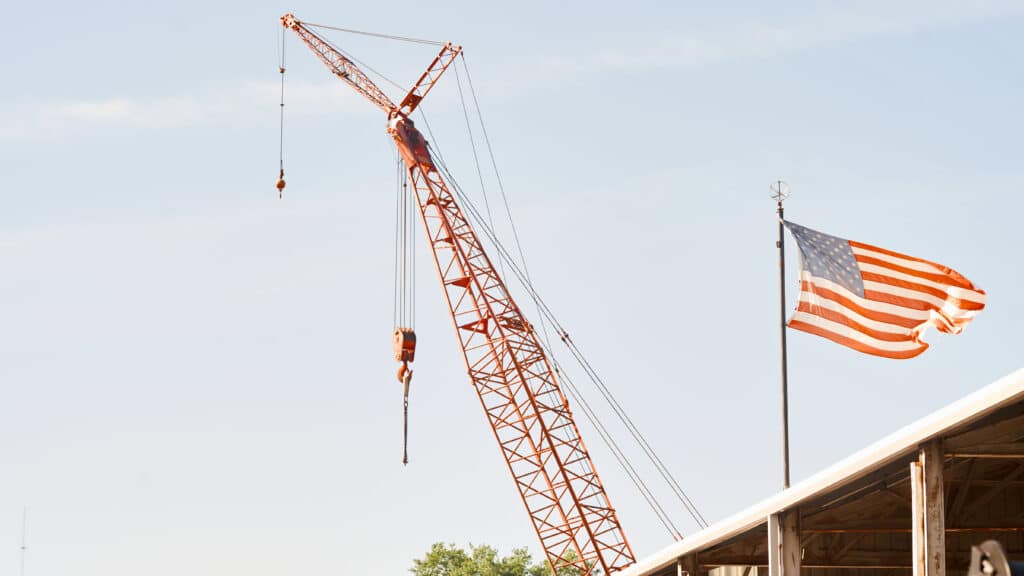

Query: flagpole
[{"left": 772, "top": 180, "right": 791, "bottom": 490}]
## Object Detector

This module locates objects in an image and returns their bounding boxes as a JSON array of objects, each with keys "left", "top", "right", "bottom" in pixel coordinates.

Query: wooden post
[
  {"left": 911, "top": 441, "right": 946, "bottom": 576},
  {"left": 782, "top": 510, "right": 801, "bottom": 576},
  {"left": 910, "top": 460, "right": 925, "bottom": 576},
  {"left": 769, "top": 511, "right": 801, "bottom": 576},
  {"left": 677, "top": 557, "right": 685, "bottom": 576},
  {"left": 769, "top": 513, "right": 782, "bottom": 576},
  {"left": 921, "top": 441, "right": 947, "bottom": 576},
  {"left": 686, "top": 553, "right": 699, "bottom": 576}
]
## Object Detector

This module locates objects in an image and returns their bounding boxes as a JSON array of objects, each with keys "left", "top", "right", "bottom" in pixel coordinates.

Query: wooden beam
[
  {"left": 782, "top": 510, "right": 800, "bottom": 576},
  {"left": 767, "top": 511, "right": 800, "bottom": 576},
  {"left": 949, "top": 459, "right": 976, "bottom": 524},
  {"left": 879, "top": 487, "right": 913, "bottom": 511},
  {"left": 832, "top": 534, "right": 866, "bottom": 562},
  {"left": 768, "top": 513, "right": 781, "bottom": 576},
  {"left": 801, "top": 526, "right": 1024, "bottom": 534},
  {"left": 948, "top": 453, "right": 1024, "bottom": 459},
  {"left": 945, "top": 412, "right": 1024, "bottom": 450},
  {"left": 921, "top": 441, "right": 946, "bottom": 576},
  {"left": 911, "top": 460, "right": 925, "bottom": 576},
  {"left": 948, "top": 443, "right": 1024, "bottom": 458},
  {"left": 963, "top": 462, "right": 1024, "bottom": 520}
]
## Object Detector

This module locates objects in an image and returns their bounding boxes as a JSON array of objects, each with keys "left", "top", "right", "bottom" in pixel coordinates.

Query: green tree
[
  {"left": 411, "top": 543, "right": 590, "bottom": 576},
  {"left": 410, "top": 542, "right": 546, "bottom": 576}
]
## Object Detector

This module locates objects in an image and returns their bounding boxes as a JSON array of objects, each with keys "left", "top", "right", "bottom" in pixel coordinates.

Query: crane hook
[
  {"left": 276, "top": 169, "right": 286, "bottom": 198},
  {"left": 393, "top": 328, "right": 417, "bottom": 466},
  {"left": 400, "top": 361, "right": 412, "bottom": 466}
]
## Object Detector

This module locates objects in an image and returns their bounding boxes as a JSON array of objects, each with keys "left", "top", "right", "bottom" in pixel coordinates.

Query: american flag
[{"left": 783, "top": 221, "right": 986, "bottom": 359}]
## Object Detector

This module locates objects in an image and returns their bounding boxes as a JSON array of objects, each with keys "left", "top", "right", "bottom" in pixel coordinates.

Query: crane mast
[{"left": 282, "top": 14, "right": 636, "bottom": 574}]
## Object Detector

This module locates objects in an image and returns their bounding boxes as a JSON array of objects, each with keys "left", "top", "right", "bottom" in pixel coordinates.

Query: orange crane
[{"left": 281, "top": 14, "right": 636, "bottom": 574}]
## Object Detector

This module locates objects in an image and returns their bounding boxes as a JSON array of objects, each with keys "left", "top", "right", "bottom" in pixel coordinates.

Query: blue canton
[{"left": 783, "top": 220, "right": 865, "bottom": 298}]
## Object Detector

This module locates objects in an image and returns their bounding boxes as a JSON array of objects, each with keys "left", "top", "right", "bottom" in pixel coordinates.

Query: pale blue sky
[{"left": 2, "top": 1, "right": 1022, "bottom": 574}]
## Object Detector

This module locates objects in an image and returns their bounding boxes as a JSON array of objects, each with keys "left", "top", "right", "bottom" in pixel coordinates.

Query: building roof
[{"left": 623, "top": 367, "right": 1024, "bottom": 576}]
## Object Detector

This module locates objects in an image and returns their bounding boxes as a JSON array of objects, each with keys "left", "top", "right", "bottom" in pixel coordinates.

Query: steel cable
[
  {"left": 431, "top": 150, "right": 709, "bottom": 532},
  {"left": 304, "top": 22, "right": 446, "bottom": 46}
]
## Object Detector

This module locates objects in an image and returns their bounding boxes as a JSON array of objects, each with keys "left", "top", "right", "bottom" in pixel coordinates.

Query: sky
[{"left": 1, "top": 1, "right": 1023, "bottom": 574}]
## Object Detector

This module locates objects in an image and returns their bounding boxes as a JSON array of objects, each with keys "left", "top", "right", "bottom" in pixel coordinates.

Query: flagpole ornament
[
  {"left": 771, "top": 180, "right": 790, "bottom": 202},
  {"left": 770, "top": 180, "right": 790, "bottom": 204}
]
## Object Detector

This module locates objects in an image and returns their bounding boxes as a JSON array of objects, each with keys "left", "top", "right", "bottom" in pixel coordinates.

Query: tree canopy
[
  {"left": 411, "top": 542, "right": 591, "bottom": 576},
  {"left": 410, "top": 542, "right": 547, "bottom": 576}
]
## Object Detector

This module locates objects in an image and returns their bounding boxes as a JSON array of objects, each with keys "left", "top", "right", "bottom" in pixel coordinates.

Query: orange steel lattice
[{"left": 282, "top": 14, "right": 635, "bottom": 574}]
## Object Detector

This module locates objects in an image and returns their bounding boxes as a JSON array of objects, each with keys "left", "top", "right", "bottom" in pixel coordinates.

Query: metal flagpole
[{"left": 771, "top": 180, "right": 791, "bottom": 490}]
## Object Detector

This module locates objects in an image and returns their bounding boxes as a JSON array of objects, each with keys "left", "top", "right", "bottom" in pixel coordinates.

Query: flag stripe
[
  {"left": 796, "top": 292, "right": 913, "bottom": 335},
  {"left": 861, "top": 272, "right": 986, "bottom": 309},
  {"left": 794, "top": 300, "right": 912, "bottom": 342},
  {"left": 789, "top": 312, "right": 924, "bottom": 352},
  {"left": 799, "top": 275, "right": 930, "bottom": 325},
  {"left": 850, "top": 240, "right": 948, "bottom": 269},
  {"left": 858, "top": 262, "right": 986, "bottom": 302},
  {"left": 851, "top": 243, "right": 981, "bottom": 292},
  {"left": 788, "top": 316, "right": 928, "bottom": 359},
  {"left": 863, "top": 280, "right": 986, "bottom": 312},
  {"left": 854, "top": 254, "right": 979, "bottom": 290}
]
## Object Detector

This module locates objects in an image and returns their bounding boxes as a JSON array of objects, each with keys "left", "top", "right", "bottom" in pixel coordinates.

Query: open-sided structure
[{"left": 625, "top": 368, "right": 1024, "bottom": 576}]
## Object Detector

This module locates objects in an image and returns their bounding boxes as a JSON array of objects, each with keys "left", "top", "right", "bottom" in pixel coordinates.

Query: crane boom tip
[{"left": 280, "top": 13, "right": 299, "bottom": 29}]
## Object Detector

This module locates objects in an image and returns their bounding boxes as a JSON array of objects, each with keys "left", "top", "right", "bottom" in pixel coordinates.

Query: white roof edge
[{"left": 623, "top": 367, "right": 1024, "bottom": 576}]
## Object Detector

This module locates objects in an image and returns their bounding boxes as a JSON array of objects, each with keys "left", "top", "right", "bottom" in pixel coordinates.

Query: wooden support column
[
  {"left": 769, "top": 513, "right": 781, "bottom": 576},
  {"left": 674, "top": 554, "right": 697, "bottom": 576},
  {"left": 911, "top": 441, "right": 946, "bottom": 576},
  {"left": 922, "top": 441, "right": 946, "bottom": 576},
  {"left": 910, "top": 459, "right": 925, "bottom": 576},
  {"left": 782, "top": 510, "right": 801, "bottom": 576},
  {"left": 768, "top": 510, "right": 801, "bottom": 576}
]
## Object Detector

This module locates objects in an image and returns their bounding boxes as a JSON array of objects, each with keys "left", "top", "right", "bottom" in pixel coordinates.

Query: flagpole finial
[{"left": 770, "top": 180, "right": 790, "bottom": 204}]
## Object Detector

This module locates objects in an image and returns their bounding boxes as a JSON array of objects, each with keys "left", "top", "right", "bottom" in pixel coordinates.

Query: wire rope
[
  {"left": 433, "top": 153, "right": 686, "bottom": 536},
  {"left": 304, "top": 22, "right": 446, "bottom": 46},
  {"left": 278, "top": 29, "right": 285, "bottom": 173},
  {"left": 277, "top": 28, "right": 287, "bottom": 198},
  {"left": 452, "top": 63, "right": 503, "bottom": 279},
  {"left": 446, "top": 56, "right": 708, "bottom": 528},
  {"left": 393, "top": 153, "right": 402, "bottom": 327},
  {"left": 556, "top": 362, "right": 684, "bottom": 539},
  {"left": 459, "top": 55, "right": 530, "bottom": 276},
  {"left": 457, "top": 53, "right": 562, "bottom": 425},
  {"left": 318, "top": 33, "right": 407, "bottom": 93},
  {"left": 431, "top": 149, "right": 709, "bottom": 531}
]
